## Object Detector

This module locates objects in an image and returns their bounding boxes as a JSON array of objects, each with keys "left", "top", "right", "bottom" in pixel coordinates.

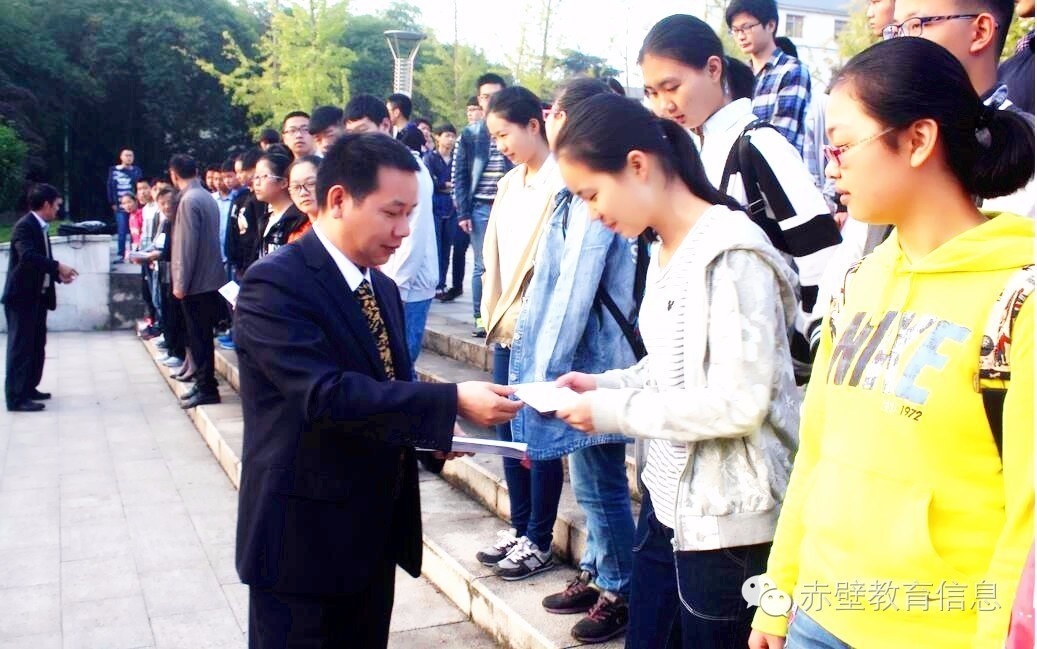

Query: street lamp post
[{"left": 384, "top": 30, "right": 426, "bottom": 96}]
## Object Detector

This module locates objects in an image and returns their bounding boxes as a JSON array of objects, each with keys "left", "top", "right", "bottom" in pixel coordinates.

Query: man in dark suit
[
  {"left": 234, "top": 134, "right": 521, "bottom": 649},
  {"left": 169, "top": 154, "right": 227, "bottom": 409},
  {"left": 3, "top": 184, "right": 78, "bottom": 412}
]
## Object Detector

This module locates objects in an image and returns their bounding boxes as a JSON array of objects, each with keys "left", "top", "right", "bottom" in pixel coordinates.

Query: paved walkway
[{"left": 0, "top": 331, "right": 495, "bottom": 649}]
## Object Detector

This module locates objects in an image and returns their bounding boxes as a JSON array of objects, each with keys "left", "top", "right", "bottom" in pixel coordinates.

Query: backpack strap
[
  {"left": 595, "top": 233, "right": 651, "bottom": 361},
  {"left": 978, "top": 264, "right": 1035, "bottom": 457},
  {"left": 719, "top": 120, "right": 791, "bottom": 255}
]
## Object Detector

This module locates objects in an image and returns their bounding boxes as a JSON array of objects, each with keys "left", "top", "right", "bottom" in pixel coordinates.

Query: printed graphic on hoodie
[{"left": 827, "top": 310, "right": 971, "bottom": 408}]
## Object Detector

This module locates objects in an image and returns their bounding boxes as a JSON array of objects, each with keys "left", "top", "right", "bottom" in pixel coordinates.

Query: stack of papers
[{"left": 419, "top": 437, "right": 527, "bottom": 459}]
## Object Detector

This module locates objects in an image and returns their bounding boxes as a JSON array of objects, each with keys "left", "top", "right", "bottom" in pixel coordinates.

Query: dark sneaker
[
  {"left": 434, "top": 289, "right": 449, "bottom": 301},
  {"left": 571, "top": 591, "right": 628, "bottom": 644},
  {"left": 494, "top": 537, "right": 555, "bottom": 581},
  {"left": 443, "top": 287, "right": 463, "bottom": 302},
  {"left": 475, "top": 529, "right": 519, "bottom": 567},
  {"left": 543, "top": 570, "right": 599, "bottom": 614}
]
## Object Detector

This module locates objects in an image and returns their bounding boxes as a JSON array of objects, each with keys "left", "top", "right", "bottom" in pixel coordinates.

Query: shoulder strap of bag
[
  {"left": 719, "top": 120, "right": 790, "bottom": 255},
  {"left": 596, "top": 233, "right": 651, "bottom": 361}
]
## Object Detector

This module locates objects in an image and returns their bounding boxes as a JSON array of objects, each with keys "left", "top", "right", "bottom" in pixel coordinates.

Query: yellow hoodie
[{"left": 752, "top": 213, "right": 1034, "bottom": 648}]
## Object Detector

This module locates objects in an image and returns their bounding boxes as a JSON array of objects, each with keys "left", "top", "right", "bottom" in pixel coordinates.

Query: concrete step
[{"left": 141, "top": 336, "right": 623, "bottom": 648}]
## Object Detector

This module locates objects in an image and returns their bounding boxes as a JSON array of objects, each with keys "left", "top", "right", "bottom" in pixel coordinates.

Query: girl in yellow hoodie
[{"left": 750, "top": 38, "right": 1035, "bottom": 649}]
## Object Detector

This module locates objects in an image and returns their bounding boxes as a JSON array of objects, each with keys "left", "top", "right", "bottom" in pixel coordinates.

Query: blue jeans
[
  {"left": 785, "top": 611, "right": 852, "bottom": 649},
  {"left": 149, "top": 268, "right": 162, "bottom": 327},
  {"left": 569, "top": 443, "right": 634, "bottom": 597},
  {"left": 469, "top": 201, "right": 492, "bottom": 321},
  {"left": 404, "top": 299, "right": 433, "bottom": 367},
  {"left": 626, "top": 493, "right": 771, "bottom": 649},
  {"left": 493, "top": 344, "right": 563, "bottom": 550},
  {"left": 115, "top": 210, "right": 129, "bottom": 257}
]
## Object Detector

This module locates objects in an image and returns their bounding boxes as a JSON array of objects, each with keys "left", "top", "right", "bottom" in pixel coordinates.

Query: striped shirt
[
  {"left": 639, "top": 225, "right": 696, "bottom": 530},
  {"left": 474, "top": 140, "right": 507, "bottom": 201},
  {"left": 751, "top": 48, "right": 811, "bottom": 155}
]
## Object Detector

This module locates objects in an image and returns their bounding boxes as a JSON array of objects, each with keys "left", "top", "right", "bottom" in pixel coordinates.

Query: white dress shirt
[{"left": 312, "top": 220, "right": 371, "bottom": 292}]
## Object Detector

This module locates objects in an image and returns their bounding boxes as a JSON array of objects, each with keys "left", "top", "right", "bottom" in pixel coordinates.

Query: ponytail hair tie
[{"left": 975, "top": 104, "right": 998, "bottom": 147}]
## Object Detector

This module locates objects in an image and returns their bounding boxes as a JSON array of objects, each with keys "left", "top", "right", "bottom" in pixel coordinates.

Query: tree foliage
[
  {"left": 0, "top": 122, "right": 28, "bottom": 215},
  {"left": 193, "top": 0, "right": 356, "bottom": 132}
]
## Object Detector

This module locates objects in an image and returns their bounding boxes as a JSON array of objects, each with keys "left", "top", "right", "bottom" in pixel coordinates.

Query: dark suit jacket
[
  {"left": 233, "top": 228, "right": 457, "bottom": 595},
  {"left": 2, "top": 213, "right": 59, "bottom": 310}
]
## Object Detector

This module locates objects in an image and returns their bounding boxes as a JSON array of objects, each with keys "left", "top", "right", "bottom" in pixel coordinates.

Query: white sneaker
[
  {"left": 475, "top": 529, "right": 519, "bottom": 566},
  {"left": 494, "top": 536, "right": 555, "bottom": 581}
]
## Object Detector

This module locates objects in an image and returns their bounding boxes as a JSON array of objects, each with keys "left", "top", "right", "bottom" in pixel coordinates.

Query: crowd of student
[{"left": 93, "top": 0, "right": 1036, "bottom": 646}]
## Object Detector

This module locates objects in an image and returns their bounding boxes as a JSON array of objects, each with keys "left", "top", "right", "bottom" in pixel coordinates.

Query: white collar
[
  {"left": 702, "top": 98, "right": 754, "bottom": 140},
  {"left": 522, "top": 154, "right": 559, "bottom": 190},
  {"left": 312, "top": 221, "right": 371, "bottom": 292},
  {"left": 31, "top": 212, "right": 48, "bottom": 230}
]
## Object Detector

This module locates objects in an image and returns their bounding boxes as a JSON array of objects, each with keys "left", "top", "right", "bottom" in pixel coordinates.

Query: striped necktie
[{"left": 355, "top": 279, "right": 395, "bottom": 380}]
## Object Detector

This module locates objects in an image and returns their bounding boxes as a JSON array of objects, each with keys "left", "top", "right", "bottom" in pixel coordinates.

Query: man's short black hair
[
  {"left": 434, "top": 123, "right": 457, "bottom": 135},
  {"left": 345, "top": 94, "right": 389, "bottom": 126},
  {"left": 316, "top": 133, "right": 420, "bottom": 207},
  {"left": 168, "top": 154, "right": 198, "bottom": 179},
  {"left": 476, "top": 73, "right": 507, "bottom": 90},
  {"left": 414, "top": 117, "right": 431, "bottom": 128},
  {"left": 281, "top": 111, "right": 310, "bottom": 131},
  {"left": 309, "top": 105, "right": 345, "bottom": 134},
  {"left": 221, "top": 158, "right": 237, "bottom": 173},
  {"left": 386, "top": 93, "right": 413, "bottom": 119},
  {"left": 240, "top": 147, "right": 263, "bottom": 171},
  {"left": 725, "top": 0, "right": 779, "bottom": 30},
  {"left": 466, "top": 95, "right": 480, "bottom": 108},
  {"left": 259, "top": 128, "right": 280, "bottom": 145},
  {"left": 775, "top": 36, "right": 799, "bottom": 58},
  {"left": 27, "top": 183, "right": 60, "bottom": 210}
]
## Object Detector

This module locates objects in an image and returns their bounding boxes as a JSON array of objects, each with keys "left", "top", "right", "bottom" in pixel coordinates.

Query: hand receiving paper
[{"left": 553, "top": 372, "right": 599, "bottom": 434}]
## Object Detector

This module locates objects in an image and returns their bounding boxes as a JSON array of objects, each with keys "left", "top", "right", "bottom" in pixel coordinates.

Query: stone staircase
[{"left": 139, "top": 297, "right": 640, "bottom": 649}]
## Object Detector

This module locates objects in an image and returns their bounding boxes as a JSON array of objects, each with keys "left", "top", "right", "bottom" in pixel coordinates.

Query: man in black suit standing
[
  {"left": 234, "top": 134, "right": 522, "bottom": 648},
  {"left": 3, "top": 184, "right": 78, "bottom": 412}
]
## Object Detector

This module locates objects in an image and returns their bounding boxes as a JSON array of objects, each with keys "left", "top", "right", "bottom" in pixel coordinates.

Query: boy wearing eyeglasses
[
  {"left": 725, "top": 0, "right": 813, "bottom": 156},
  {"left": 281, "top": 111, "right": 316, "bottom": 159}
]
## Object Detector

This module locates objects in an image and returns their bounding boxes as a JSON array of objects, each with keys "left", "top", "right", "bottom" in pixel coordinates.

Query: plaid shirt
[{"left": 751, "top": 48, "right": 811, "bottom": 155}]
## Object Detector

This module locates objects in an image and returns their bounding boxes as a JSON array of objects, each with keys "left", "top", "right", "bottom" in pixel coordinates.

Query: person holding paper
[
  {"left": 234, "top": 133, "right": 520, "bottom": 649},
  {"left": 551, "top": 94, "right": 800, "bottom": 648}
]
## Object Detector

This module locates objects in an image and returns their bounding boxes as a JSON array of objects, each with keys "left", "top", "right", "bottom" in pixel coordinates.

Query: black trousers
[
  {"left": 247, "top": 558, "right": 397, "bottom": 649},
  {"left": 181, "top": 291, "right": 221, "bottom": 395},
  {"left": 160, "top": 281, "right": 186, "bottom": 360},
  {"left": 4, "top": 300, "right": 47, "bottom": 407}
]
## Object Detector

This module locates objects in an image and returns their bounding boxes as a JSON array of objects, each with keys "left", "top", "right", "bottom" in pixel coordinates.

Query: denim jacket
[
  {"left": 451, "top": 120, "right": 514, "bottom": 219},
  {"left": 509, "top": 189, "right": 636, "bottom": 460}
]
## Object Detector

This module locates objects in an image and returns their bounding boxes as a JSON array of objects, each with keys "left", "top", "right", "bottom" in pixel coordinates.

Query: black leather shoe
[
  {"left": 181, "top": 393, "right": 221, "bottom": 409},
  {"left": 180, "top": 385, "right": 200, "bottom": 401},
  {"left": 173, "top": 372, "right": 196, "bottom": 383},
  {"left": 7, "top": 400, "right": 45, "bottom": 412},
  {"left": 28, "top": 390, "right": 51, "bottom": 401}
]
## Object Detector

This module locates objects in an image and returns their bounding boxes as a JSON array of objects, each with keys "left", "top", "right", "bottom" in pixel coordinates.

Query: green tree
[
  {"left": 555, "top": 49, "right": 620, "bottom": 79},
  {"left": 1003, "top": 17, "right": 1035, "bottom": 62},
  {"left": 193, "top": 0, "right": 356, "bottom": 131},
  {"left": 0, "top": 122, "right": 27, "bottom": 215},
  {"left": 836, "top": 1, "right": 877, "bottom": 63},
  {"left": 415, "top": 41, "right": 504, "bottom": 125}
]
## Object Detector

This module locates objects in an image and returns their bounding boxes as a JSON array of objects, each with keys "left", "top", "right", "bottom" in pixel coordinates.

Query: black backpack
[{"left": 718, "top": 120, "right": 792, "bottom": 256}]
